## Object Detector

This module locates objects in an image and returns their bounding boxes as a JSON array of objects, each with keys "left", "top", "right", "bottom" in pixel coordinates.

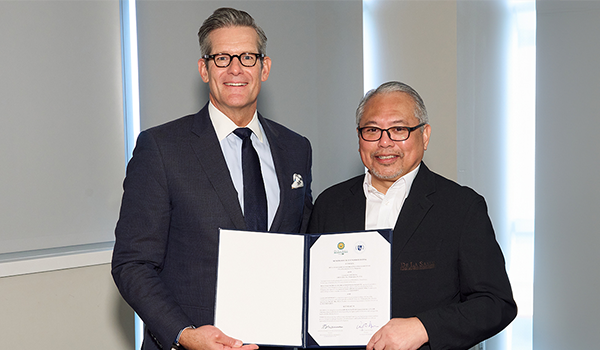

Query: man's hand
[
  {"left": 366, "top": 317, "right": 429, "bottom": 350},
  {"left": 178, "top": 325, "right": 259, "bottom": 350}
]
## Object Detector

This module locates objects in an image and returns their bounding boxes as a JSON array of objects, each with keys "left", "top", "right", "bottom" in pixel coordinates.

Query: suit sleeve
[
  {"left": 416, "top": 197, "right": 517, "bottom": 350},
  {"left": 111, "top": 131, "right": 193, "bottom": 348}
]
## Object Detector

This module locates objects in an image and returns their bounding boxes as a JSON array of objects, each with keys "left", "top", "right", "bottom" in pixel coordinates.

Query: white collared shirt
[
  {"left": 208, "top": 102, "right": 280, "bottom": 229},
  {"left": 363, "top": 165, "right": 420, "bottom": 230}
]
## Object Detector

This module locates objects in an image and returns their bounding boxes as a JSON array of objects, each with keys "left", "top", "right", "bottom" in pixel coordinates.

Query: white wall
[
  {"left": 364, "top": 0, "right": 458, "bottom": 181},
  {"left": 534, "top": 1, "right": 600, "bottom": 348},
  {"left": 0, "top": 264, "right": 134, "bottom": 349}
]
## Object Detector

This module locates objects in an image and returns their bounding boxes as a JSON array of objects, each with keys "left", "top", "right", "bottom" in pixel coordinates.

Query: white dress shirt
[
  {"left": 363, "top": 165, "right": 420, "bottom": 230},
  {"left": 208, "top": 102, "right": 280, "bottom": 229}
]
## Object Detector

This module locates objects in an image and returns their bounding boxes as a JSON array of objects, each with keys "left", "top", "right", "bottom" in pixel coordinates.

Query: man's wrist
[{"left": 172, "top": 325, "right": 196, "bottom": 350}]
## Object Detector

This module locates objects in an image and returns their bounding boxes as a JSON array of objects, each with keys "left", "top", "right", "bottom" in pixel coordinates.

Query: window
[{"left": 505, "top": 2, "right": 535, "bottom": 349}]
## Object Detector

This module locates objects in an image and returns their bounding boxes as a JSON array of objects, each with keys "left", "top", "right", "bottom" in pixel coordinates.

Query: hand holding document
[{"left": 215, "top": 229, "right": 392, "bottom": 348}]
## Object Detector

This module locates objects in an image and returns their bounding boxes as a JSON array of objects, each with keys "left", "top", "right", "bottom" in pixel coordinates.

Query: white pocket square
[{"left": 291, "top": 173, "right": 304, "bottom": 189}]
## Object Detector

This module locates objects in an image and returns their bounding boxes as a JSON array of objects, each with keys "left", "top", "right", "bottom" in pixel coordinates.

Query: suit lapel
[
  {"left": 260, "top": 115, "right": 288, "bottom": 232},
  {"left": 345, "top": 175, "right": 367, "bottom": 231},
  {"left": 189, "top": 105, "right": 246, "bottom": 230},
  {"left": 391, "top": 163, "right": 435, "bottom": 264}
]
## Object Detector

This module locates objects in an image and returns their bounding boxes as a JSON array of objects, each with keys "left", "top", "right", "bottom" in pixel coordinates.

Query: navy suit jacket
[
  {"left": 112, "top": 104, "right": 313, "bottom": 350},
  {"left": 308, "top": 163, "right": 516, "bottom": 350}
]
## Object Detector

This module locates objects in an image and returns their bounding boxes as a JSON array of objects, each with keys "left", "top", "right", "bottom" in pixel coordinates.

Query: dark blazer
[
  {"left": 112, "top": 104, "right": 313, "bottom": 350},
  {"left": 308, "top": 163, "right": 516, "bottom": 350}
]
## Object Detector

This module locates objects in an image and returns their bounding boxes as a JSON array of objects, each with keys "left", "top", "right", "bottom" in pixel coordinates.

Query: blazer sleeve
[
  {"left": 111, "top": 130, "right": 193, "bottom": 348},
  {"left": 416, "top": 196, "right": 517, "bottom": 350}
]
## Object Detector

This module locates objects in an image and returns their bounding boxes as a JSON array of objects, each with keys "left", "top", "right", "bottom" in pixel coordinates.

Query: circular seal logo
[
  {"left": 355, "top": 242, "right": 366, "bottom": 253},
  {"left": 337, "top": 242, "right": 345, "bottom": 250}
]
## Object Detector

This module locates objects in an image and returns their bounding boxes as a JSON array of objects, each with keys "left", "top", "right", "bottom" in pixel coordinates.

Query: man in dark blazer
[
  {"left": 308, "top": 81, "right": 516, "bottom": 350},
  {"left": 112, "top": 8, "right": 312, "bottom": 350}
]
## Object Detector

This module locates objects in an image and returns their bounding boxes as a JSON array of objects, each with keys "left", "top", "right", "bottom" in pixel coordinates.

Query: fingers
[
  {"left": 214, "top": 331, "right": 243, "bottom": 348},
  {"left": 367, "top": 329, "right": 382, "bottom": 350},
  {"left": 179, "top": 325, "right": 258, "bottom": 350},
  {"left": 211, "top": 327, "right": 258, "bottom": 350},
  {"left": 237, "top": 344, "right": 259, "bottom": 350},
  {"left": 371, "top": 318, "right": 429, "bottom": 350}
]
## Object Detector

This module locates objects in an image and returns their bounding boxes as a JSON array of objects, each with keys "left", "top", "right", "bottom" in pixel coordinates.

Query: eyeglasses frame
[
  {"left": 357, "top": 123, "right": 427, "bottom": 142},
  {"left": 202, "top": 52, "right": 265, "bottom": 68}
]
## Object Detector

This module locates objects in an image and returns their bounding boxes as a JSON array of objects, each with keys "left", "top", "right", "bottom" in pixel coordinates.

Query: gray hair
[
  {"left": 355, "top": 81, "right": 429, "bottom": 126},
  {"left": 198, "top": 7, "right": 267, "bottom": 56}
]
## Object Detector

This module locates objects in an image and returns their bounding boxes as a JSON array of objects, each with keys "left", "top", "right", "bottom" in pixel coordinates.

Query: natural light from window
[
  {"left": 119, "top": 0, "right": 142, "bottom": 349},
  {"left": 505, "top": 1, "right": 535, "bottom": 349}
]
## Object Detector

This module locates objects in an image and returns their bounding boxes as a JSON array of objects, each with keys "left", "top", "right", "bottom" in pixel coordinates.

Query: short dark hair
[
  {"left": 198, "top": 7, "right": 267, "bottom": 56},
  {"left": 356, "top": 81, "right": 429, "bottom": 126}
]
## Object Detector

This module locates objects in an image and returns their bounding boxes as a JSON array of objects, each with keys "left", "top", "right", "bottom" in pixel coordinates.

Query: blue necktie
[{"left": 233, "top": 128, "right": 267, "bottom": 231}]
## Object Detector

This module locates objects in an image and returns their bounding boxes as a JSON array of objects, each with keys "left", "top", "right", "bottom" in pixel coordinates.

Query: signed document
[
  {"left": 307, "top": 231, "right": 391, "bottom": 346},
  {"left": 215, "top": 229, "right": 391, "bottom": 348}
]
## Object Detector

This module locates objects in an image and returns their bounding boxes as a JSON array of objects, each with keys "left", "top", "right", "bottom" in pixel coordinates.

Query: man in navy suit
[
  {"left": 308, "top": 81, "right": 516, "bottom": 350},
  {"left": 112, "top": 8, "right": 312, "bottom": 350}
]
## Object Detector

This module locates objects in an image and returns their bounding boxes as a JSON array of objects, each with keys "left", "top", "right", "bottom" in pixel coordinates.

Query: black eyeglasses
[
  {"left": 202, "top": 53, "right": 265, "bottom": 68},
  {"left": 357, "top": 123, "right": 426, "bottom": 142}
]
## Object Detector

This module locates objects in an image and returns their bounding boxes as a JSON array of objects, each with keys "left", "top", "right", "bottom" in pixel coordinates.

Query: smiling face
[
  {"left": 358, "top": 91, "right": 431, "bottom": 193},
  {"left": 199, "top": 26, "right": 271, "bottom": 126}
]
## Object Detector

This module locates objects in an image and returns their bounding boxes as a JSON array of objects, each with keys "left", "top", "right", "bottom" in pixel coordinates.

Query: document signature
[
  {"left": 356, "top": 321, "right": 378, "bottom": 330},
  {"left": 321, "top": 324, "right": 344, "bottom": 330}
]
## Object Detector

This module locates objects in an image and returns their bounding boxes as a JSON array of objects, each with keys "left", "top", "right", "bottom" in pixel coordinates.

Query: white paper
[
  {"left": 215, "top": 229, "right": 305, "bottom": 346},
  {"left": 307, "top": 231, "right": 391, "bottom": 346}
]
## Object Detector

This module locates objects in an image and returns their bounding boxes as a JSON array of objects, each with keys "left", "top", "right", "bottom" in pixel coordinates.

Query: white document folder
[{"left": 214, "top": 229, "right": 392, "bottom": 348}]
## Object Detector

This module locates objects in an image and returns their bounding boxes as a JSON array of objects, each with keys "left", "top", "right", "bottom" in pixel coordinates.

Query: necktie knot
[{"left": 233, "top": 127, "right": 253, "bottom": 140}]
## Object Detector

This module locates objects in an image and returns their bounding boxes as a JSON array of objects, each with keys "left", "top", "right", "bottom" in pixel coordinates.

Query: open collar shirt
[{"left": 363, "top": 164, "right": 420, "bottom": 230}]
